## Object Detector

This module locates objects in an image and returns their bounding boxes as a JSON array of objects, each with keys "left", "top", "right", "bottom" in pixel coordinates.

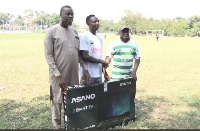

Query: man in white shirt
[{"left": 79, "top": 14, "right": 109, "bottom": 85}]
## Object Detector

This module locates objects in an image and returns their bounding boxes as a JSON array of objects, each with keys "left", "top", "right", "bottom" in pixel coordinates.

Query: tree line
[{"left": 0, "top": 9, "right": 200, "bottom": 36}]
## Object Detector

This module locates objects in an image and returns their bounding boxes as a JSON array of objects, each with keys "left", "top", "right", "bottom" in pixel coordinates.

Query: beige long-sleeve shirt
[{"left": 44, "top": 24, "right": 87, "bottom": 103}]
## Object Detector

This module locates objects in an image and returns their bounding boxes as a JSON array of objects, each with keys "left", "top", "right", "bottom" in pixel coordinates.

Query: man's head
[
  {"left": 86, "top": 15, "right": 99, "bottom": 34},
  {"left": 60, "top": 5, "right": 74, "bottom": 28},
  {"left": 119, "top": 25, "right": 130, "bottom": 42}
]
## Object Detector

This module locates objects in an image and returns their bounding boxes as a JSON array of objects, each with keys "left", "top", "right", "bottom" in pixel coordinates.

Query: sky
[{"left": 1, "top": 0, "right": 200, "bottom": 27}]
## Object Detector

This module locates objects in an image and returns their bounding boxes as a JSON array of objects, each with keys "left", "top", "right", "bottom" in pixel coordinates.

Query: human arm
[
  {"left": 102, "top": 56, "right": 111, "bottom": 81},
  {"left": 130, "top": 42, "right": 140, "bottom": 81},
  {"left": 44, "top": 29, "right": 68, "bottom": 91},
  {"left": 81, "top": 50, "right": 109, "bottom": 68},
  {"left": 130, "top": 58, "right": 140, "bottom": 81},
  {"left": 79, "top": 51, "right": 91, "bottom": 85},
  {"left": 102, "top": 67, "right": 110, "bottom": 81}
]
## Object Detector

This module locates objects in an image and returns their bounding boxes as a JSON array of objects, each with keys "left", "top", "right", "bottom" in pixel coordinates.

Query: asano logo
[{"left": 71, "top": 94, "right": 95, "bottom": 103}]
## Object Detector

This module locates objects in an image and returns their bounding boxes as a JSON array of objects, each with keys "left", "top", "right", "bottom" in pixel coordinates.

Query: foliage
[
  {"left": 13, "top": 15, "right": 25, "bottom": 26},
  {"left": 72, "top": 23, "right": 80, "bottom": 30},
  {"left": 99, "top": 20, "right": 113, "bottom": 33},
  {"left": 0, "top": 13, "right": 14, "bottom": 25},
  {"left": 0, "top": 9, "right": 200, "bottom": 37},
  {"left": 121, "top": 10, "right": 144, "bottom": 34},
  {"left": 112, "top": 21, "right": 125, "bottom": 34},
  {"left": 186, "top": 15, "right": 200, "bottom": 36},
  {"left": 34, "top": 12, "right": 60, "bottom": 28}
]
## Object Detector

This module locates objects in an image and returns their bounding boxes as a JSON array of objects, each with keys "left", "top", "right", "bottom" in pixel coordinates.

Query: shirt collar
[{"left": 120, "top": 38, "right": 130, "bottom": 44}]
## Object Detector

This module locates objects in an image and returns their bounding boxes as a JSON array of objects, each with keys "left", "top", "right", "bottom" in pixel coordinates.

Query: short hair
[
  {"left": 86, "top": 14, "right": 95, "bottom": 25},
  {"left": 60, "top": 5, "right": 72, "bottom": 14}
]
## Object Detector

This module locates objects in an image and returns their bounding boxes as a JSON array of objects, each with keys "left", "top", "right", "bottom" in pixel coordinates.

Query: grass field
[{"left": 0, "top": 33, "right": 200, "bottom": 129}]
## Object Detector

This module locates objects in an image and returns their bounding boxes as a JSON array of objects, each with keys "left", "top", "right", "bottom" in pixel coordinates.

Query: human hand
[
  {"left": 99, "top": 59, "right": 109, "bottom": 68},
  {"left": 56, "top": 75, "right": 68, "bottom": 91},
  {"left": 130, "top": 72, "right": 137, "bottom": 81},
  {"left": 104, "top": 74, "right": 110, "bottom": 81},
  {"left": 83, "top": 70, "right": 91, "bottom": 85},
  {"left": 102, "top": 67, "right": 110, "bottom": 81}
]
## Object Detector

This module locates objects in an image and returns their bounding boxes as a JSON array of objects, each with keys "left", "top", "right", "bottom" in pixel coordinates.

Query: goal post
[{"left": 146, "top": 30, "right": 164, "bottom": 37}]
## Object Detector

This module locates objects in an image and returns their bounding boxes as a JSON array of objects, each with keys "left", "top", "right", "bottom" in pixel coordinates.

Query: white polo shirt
[{"left": 79, "top": 31, "right": 103, "bottom": 77}]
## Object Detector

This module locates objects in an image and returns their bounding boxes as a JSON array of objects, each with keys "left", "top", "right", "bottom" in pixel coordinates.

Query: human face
[
  {"left": 88, "top": 16, "right": 99, "bottom": 33},
  {"left": 60, "top": 7, "right": 74, "bottom": 27},
  {"left": 120, "top": 28, "right": 130, "bottom": 42}
]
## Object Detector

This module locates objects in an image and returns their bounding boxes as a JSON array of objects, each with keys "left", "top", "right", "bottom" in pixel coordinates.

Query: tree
[
  {"left": 188, "top": 15, "right": 200, "bottom": 28},
  {"left": 188, "top": 15, "right": 200, "bottom": 36},
  {"left": 34, "top": 12, "right": 60, "bottom": 29},
  {"left": 136, "top": 17, "right": 148, "bottom": 34},
  {"left": 121, "top": 10, "right": 145, "bottom": 34},
  {"left": 13, "top": 15, "right": 25, "bottom": 26},
  {"left": 99, "top": 20, "right": 113, "bottom": 33},
  {"left": 72, "top": 23, "right": 80, "bottom": 30},
  {"left": 0, "top": 13, "right": 14, "bottom": 25},
  {"left": 112, "top": 21, "right": 125, "bottom": 34},
  {"left": 176, "top": 18, "right": 189, "bottom": 36}
]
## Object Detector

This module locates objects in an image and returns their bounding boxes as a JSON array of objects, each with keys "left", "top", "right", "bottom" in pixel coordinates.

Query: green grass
[{"left": 0, "top": 33, "right": 200, "bottom": 129}]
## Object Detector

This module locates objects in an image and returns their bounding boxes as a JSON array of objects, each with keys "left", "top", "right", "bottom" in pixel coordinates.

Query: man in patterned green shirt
[{"left": 105, "top": 25, "right": 140, "bottom": 81}]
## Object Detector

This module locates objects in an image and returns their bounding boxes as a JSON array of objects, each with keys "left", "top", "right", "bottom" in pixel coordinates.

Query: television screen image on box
[{"left": 98, "top": 89, "right": 130, "bottom": 122}]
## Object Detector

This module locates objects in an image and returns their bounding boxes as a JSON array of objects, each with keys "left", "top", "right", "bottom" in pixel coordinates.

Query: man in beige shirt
[{"left": 44, "top": 5, "right": 90, "bottom": 129}]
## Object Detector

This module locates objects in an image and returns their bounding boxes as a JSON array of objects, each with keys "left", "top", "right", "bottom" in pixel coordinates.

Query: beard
[
  {"left": 68, "top": 21, "right": 72, "bottom": 26},
  {"left": 120, "top": 37, "right": 130, "bottom": 43},
  {"left": 61, "top": 20, "right": 73, "bottom": 28}
]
